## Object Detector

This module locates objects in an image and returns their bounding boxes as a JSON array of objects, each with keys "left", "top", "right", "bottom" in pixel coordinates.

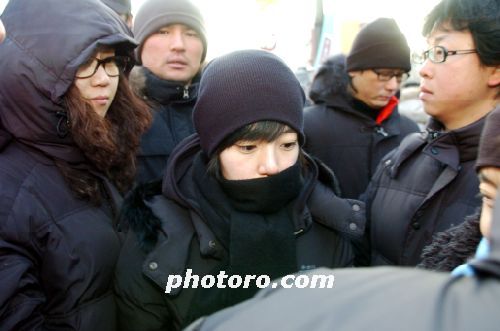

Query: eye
[
  {"left": 281, "top": 141, "right": 298, "bottom": 150},
  {"left": 158, "top": 29, "right": 170, "bottom": 35},
  {"left": 236, "top": 144, "right": 257, "bottom": 153},
  {"left": 186, "top": 30, "right": 199, "bottom": 37}
]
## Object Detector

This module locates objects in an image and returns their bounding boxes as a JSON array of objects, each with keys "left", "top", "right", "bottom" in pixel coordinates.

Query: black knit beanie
[
  {"left": 346, "top": 18, "right": 411, "bottom": 72},
  {"left": 133, "top": 0, "right": 207, "bottom": 64},
  {"left": 476, "top": 106, "right": 500, "bottom": 170},
  {"left": 101, "top": 0, "right": 131, "bottom": 15},
  {"left": 193, "top": 50, "right": 305, "bottom": 158}
]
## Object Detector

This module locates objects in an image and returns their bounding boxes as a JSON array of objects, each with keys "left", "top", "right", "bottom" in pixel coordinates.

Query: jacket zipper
[{"left": 374, "top": 126, "right": 388, "bottom": 137}]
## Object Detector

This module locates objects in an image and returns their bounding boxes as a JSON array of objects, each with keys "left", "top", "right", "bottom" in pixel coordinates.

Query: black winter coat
[
  {"left": 115, "top": 135, "right": 365, "bottom": 331},
  {"left": 304, "top": 55, "right": 419, "bottom": 199},
  {"left": 364, "top": 117, "right": 485, "bottom": 266},
  {"left": 0, "top": 1, "right": 133, "bottom": 329},
  {"left": 132, "top": 67, "right": 199, "bottom": 184}
]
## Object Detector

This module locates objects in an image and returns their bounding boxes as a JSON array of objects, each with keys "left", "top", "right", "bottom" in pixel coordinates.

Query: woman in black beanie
[{"left": 114, "top": 50, "right": 365, "bottom": 330}]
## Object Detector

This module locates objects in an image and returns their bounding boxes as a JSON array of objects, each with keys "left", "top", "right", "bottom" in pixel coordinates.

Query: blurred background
[{"left": 0, "top": 0, "right": 439, "bottom": 70}]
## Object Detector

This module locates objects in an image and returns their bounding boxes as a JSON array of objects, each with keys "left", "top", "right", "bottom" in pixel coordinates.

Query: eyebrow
[{"left": 478, "top": 172, "right": 494, "bottom": 185}]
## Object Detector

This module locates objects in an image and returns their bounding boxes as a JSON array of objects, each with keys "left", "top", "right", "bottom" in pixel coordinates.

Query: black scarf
[{"left": 185, "top": 153, "right": 302, "bottom": 323}]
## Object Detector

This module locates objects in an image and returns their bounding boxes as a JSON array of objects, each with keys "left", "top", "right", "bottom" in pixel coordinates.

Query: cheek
[
  {"left": 219, "top": 151, "right": 248, "bottom": 180},
  {"left": 73, "top": 79, "right": 87, "bottom": 98},
  {"left": 480, "top": 203, "right": 492, "bottom": 238},
  {"left": 141, "top": 38, "right": 166, "bottom": 65},
  {"left": 279, "top": 149, "right": 299, "bottom": 170}
]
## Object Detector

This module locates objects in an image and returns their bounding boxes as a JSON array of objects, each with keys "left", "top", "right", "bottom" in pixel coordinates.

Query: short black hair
[
  {"left": 207, "top": 120, "right": 306, "bottom": 178},
  {"left": 423, "top": 0, "right": 499, "bottom": 67}
]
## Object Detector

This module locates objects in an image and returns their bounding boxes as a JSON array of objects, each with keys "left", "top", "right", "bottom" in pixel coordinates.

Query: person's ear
[
  {"left": 487, "top": 66, "right": 500, "bottom": 88},
  {"left": 0, "top": 19, "right": 5, "bottom": 43}
]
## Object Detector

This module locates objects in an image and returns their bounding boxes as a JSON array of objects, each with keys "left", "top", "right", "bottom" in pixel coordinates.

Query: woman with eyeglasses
[
  {"left": 359, "top": 0, "right": 499, "bottom": 267},
  {"left": 0, "top": 0, "right": 151, "bottom": 330}
]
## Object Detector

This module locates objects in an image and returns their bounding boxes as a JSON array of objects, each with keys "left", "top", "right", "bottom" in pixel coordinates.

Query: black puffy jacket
[
  {"left": 364, "top": 117, "right": 485, "bottom": 266},
  {"left": 115, "top": 135, "right": 365, "bottom": 331},
  {"left": 0, "top": 1, "right": 134, "bottom": 329},
  {"left": 304, "top": 55, "right": 419, "bottom": 199}
]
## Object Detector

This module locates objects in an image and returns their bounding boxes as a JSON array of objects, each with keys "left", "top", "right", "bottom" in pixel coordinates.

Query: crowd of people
[{"left": 0, "top": 0, "right": 498, "bottom": 330}]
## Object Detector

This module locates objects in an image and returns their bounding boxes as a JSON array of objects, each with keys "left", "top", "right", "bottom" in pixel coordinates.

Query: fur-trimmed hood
[{"left": 308, "top": 53, "right": 351, "bottom": 104}]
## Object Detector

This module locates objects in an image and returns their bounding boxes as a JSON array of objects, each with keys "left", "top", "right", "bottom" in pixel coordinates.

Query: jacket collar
[
  {"left": 131, "top": 66, "right": 200, "bottom": 104},
  {"left": 423, "top": 116, "right": 485, "bottom": 170}
]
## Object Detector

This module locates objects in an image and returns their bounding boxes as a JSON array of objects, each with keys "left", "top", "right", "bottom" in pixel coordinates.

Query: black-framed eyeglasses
[
  {"left": 372, "top": 69, "right": 409, "bottom": 83},
  {"left": 412, "top": 45, "right": 477, "bottom": 64},
  {"left": 75, "top": 55, "right": 130, "bottom": 79}
]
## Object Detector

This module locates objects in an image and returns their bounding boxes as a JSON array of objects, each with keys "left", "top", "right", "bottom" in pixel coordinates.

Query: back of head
[
  {"left": 133, "top": 0, "right": 207, "bottom": 64},
  {"left": 193, "top": 50, "right": 305, "bottom": 158},
  {"left": 422, "top": 0, "right": 499, "bottom": 67},
  {"left": 101, "top": 0, "right": 131, "bottom": 15},
  {"left": 346, "top": 18, "right": 411, "bottom": 72}
]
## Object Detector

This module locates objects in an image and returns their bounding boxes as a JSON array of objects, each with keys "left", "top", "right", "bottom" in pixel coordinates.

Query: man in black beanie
[
  {"left": 304, "top": 18, "right": 419, "bottom": 199},
  {"left": 101, "top": 0, "right": 133, "bottom": 28},
  {"left": 131, "top": 0, "right": 207, "bottom": 184}
]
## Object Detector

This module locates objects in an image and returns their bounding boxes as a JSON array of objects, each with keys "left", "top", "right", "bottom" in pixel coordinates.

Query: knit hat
[
  {"left": 193, "top": 50, "right": 305, "bottom": 158},
  {"left": 476, "top": 106, "right": 500, "bottom": 170},
  {"left": 346, "top": 18, "right": 411, "bottom": 72},
  {"left": 101, "top": 0, "right": 131, "bottom": 15},
  {"left": 133, "top": 0, "right": 207, "bottom": 64}
]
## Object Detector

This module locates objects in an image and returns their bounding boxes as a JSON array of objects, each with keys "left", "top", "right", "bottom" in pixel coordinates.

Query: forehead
[{"left": 426, "top": 23, "right": 474, "bottom": 46}]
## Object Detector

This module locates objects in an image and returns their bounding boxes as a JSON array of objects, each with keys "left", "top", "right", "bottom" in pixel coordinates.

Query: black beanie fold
[{"left": 346, "top": 18, "right": 410, "bottom": 72}]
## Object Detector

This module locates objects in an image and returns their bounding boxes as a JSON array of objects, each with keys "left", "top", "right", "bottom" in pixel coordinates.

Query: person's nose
[
  {"left": 419, "top": 59, "right": 433, "bottom": 80},
  {"left": 257, "top": 146, "right": 280, "bottom": 176},
  {"left": 385, "top": 76, "right": 399, "bottom": 91},
  {"left": 169, "top": 30, "right": 186, "bottom": 51},
  {"left": 91, "top": 64, "right": 111, "bottom": 86}
]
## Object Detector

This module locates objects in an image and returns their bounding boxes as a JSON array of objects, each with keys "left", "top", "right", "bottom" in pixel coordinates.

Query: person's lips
[
  {"left": 91, "top": 96, "right": 109, "bottom": 105},
  {"left": 419, "top": 86, "right": 433, "bottom": 100},
  {"left": 166, "top": 58, "right": 188, "bottom": 69}
]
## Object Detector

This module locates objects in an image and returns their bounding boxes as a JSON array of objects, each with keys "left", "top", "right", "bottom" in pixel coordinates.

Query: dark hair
[
  {"left": 423, "top": 0, "right": 500, "bottom": 67},
  {"left": 207, "top": 121, "right": 307, "bottom": 178},
  {"left": 58, "top": 72, "right": 151, "bottom": 205}
]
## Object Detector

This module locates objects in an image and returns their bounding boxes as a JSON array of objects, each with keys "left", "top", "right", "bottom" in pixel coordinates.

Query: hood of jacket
[
  {"left": 0, "top": 0, "right": 136, "bottom": 163},
  {"left": 308, "top": 54, "right": 351, "bottom": 105}
]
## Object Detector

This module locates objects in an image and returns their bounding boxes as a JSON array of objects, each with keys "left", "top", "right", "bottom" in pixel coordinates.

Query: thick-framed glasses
[
  {"left": 372, "top": 69, "right": 409, "bottom": 83},
  {"left": 412, "top": 46, "right": 477, "bottom": 64},
  {"left": 75, "top": 56, "right": 130, "bottom": 79}
]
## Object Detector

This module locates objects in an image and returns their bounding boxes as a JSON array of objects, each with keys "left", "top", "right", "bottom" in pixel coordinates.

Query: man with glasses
[
  {"left": 360, "top": 0, "right": 499, "bottom": 266},
  {"left": 304, "top": 18, "right": 419, "bottom": 199}
]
